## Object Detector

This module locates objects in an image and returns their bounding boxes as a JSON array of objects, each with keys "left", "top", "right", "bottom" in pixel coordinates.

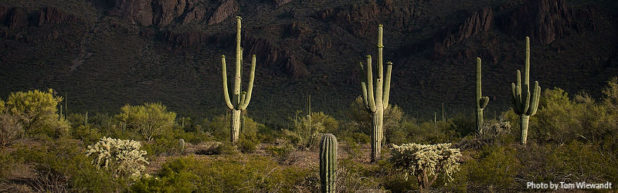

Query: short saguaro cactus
[{"left": 319, "top": 134, "right": 337, "bottom": 193}]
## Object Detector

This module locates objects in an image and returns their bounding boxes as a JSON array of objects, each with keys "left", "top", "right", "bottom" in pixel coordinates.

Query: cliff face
[
  {"left": 0, "top": 6, "right": 81, "bottom": 28},
  {"left": 499, "top": 0, "right": 574, "bottom": 45},
  {"left": 106, "top": 0, "right": 236, "bottom": 27},
  {"left": 0, "top": 0, "right": 615, "bottom": 123}
]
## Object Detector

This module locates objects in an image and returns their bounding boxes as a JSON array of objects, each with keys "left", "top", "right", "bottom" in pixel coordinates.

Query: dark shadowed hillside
[{"left": 1, "top": 0, "right": 616, "bottom": 125}]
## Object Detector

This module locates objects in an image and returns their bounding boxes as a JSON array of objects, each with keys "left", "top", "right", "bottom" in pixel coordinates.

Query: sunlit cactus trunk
[
  {"left": 320, "top": 134, "right": 337, "bottom": 193},
  {"left": 221, "top": 16, "right": 257, "bottom": 144},
  {"left": 371, "top": 108, "right": 383, "bottom": 160},
  {"left": 520, "top": 115, "right": 530, "bottom": 144},
  {"left": 511, "top": 36, "right": 541, "bottom": 145},
  {"left": 360, "top": 24, "right": 393, "bottom": 162},
  {"left": 231, "top": 109, "right": 241, "bottom": 142}
]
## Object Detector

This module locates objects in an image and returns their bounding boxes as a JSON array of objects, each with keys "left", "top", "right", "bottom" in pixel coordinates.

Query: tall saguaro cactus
[
  {"left": 360, "top": 24, "right": 393, "bottom": 162},
  {"left": 221, "top": 16, "right": 257, "bottom": 144},
  {"left": 511, "top": 36, "right": 541, "bottom": 145},
  {"left": 320, "top": 134, "right": 337, "bottom": 193},
  {"left": 476, "top": 57, "right": 490, "bottom": 132}
]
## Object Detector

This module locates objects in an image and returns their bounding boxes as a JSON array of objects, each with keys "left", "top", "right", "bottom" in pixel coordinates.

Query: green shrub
[
  {"left": 266, "top": 143, "right": 296, "bottom": 163},
  {"left": 131, "top": 155, "right": 311, "bottom": 193},
  {"left": 465, "top": 146, "right": 521, "bottom": 191},
  {"left": 292, "top": 112, "right": 338, "bottom": 149},
  {"left": 238, "top": 134, "right": 259, "bottom": 153},
  {"left": 401, "top": 119, "right": 458, "bottom": 144},
  {"left": 0, "top": 113, "right": 23, "bottom": 147},
  {"left": 11, "top": 139, "right": 119, "bottom": 192},
  {"left": 217, "top": 142, "right": 239, "bottom": 155},
  {"left": 518, "top": 142, "right": 618, "bottom": 184},
  {"left": 1, "top": 89, "right": 69, "bottom": 138},
  {"left": 115, "top": 103, "right": 176, "bottom": 141},
  {"left": 70, "top": 125, "right": 102, "bottom": 145}
]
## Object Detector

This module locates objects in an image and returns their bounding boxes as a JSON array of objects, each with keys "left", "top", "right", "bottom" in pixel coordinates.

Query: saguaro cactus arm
[
  {"left": 365, "top": 55, "right": 376, "bottom": 112},
  {"left": 239, "top": 55, "right": 256, "bottom": 110},
  {"left": 383, "top": 61, "right": 392, "bottom": 109},
  {"left": 221, "top": 56, "right": 235, "bottom": 110},
  {"left": 528, "top": 81, "right": 541, "bottom": 116}
]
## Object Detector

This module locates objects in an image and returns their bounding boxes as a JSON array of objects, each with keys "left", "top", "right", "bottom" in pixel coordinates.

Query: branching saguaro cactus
[
  {"left": 476, "top": 57, "right": 490, "bottom": 133},
  {"left": 319, "top": 134, "right": 337, "bottom": 193},
  {"left": 511, "top": 36, "right": 541, "bottom": 145},
  {"left": 221, "top": 16, "right": 257, "bottom": 144},
  {"left": 360, "top": 24, "right": 393, "bottom": 162}
]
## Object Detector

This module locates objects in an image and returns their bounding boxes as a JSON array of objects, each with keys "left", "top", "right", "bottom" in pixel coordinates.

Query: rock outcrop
[
  {"left": 107, "top": 0, "right": 226, "bottom": 27},
  {"left": 245, "top": 36, "right": 310, "bottom": 78},
  {"left": 207, "top": 0, "right": 238, "bottom": 25},
  {"left": 441, "top": 7, "right": 493, "bottom": 48},
  {"left": 273, "top": 0, "right": 292, "bottom": 8},
  {"left": 0, "top": 6, "right": 80, "bottom": 28},
  {"left": 107, "top": 0, "right": 154, "bottom": 26},
  {"left": 500, "top": 0, "right": 573, "bottom": 45},
  {"left": 35, "top": 7, "right": 80, "bottom": 26}
]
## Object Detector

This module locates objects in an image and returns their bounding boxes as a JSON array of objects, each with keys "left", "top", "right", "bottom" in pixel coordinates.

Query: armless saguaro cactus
[
  {"left": 320, "top": 134, "right": 337, "bottom": 193},
  {"left": 360, "top": 24, "right": 393, "bottom": 162},
  {"left": 221, "top": 16, "right": 257, "bottom": 144},
  {"left": 511, "top": 36, "right": 541, "bottom": 145},
  {"left": 476, "top": 57, "right": 489, "bottom": 133}
]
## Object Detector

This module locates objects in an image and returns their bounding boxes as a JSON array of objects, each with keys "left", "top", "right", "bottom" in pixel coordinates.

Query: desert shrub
[
  {"left": 201, "top": 115, "right": 228, "bottom": 141},
  {"left": 172, "top": 127, "right": 212, "bottom": 145},
  {"left": 390, "top": 143, "right": 462, "bottom": 192},
  {"left": 238, "top": 134, "right": 259, "bottom": 153},
  {"left": 1, "top": 89, "right": 69, "bottom": 138},
  {"left": 86, "top": 137, "right": 149, "bottom": 180},
  {"left": 518, "top": 141, "right": 618, "bottom": 185},
  {"left": 66, "top": 112, "right": 90, "bottom": 128},
  {"left": 336, "top": 158, "right": 382, "bottom": 192},
  {"left": 142, "top": 137, "right": 178, "bottom": 156},
  {"left": 291, "top": 111, "right": 339, "bottom": 149},
  {"left": 131, "top": 155, "right": 311, "bottom": 193},
  {"left": 465, "top": 146, "right": 521, "bottom": 191},
  {"left": 401, "top": 120, "right": 458, "bottom": 144},
  {"left": 115, "top": 103, "right": 176, "bottom": 141},
  {"left": 10, "top": 139, "right": 118, "bottom": 192},
  {"left": 217, "top": 142, "right": 239, "bottom": 155},
  {"left": 448, "top": 114, "right": 476, "bottom": 137},
  {"left": 504, "top": 84, "right": 618, "bottom": 147},
  {"left": 266, "top": 143, "right": 296, "bottom": 163},
  {"left": 0, "top": 113, "right": 23, "bottom": 147},
  {"left": 69, "top": 125, "right": 102, "bottom": 145},
  {"left": 459, "top": 119, "right": 515, "bottom": 149},
  {"left": 189, "top": 141, "right": 222, "bottom": 155},
  {"left": 0, "top": 149, "right": 13, "bottom": 179}
]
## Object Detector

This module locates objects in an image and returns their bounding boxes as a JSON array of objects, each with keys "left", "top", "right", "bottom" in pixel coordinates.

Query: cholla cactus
[
  {"left": 86, "top": 137, "right": 149, "bottom": 179},
  {"left": 390, "top": 143, "right": 462, "bottom": 193}
]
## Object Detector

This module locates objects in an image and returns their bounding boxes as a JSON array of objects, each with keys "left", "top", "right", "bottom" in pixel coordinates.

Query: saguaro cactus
[
  {"left": 221, "top": 16, "right": 257, "bottom": 144},
  {"left": 360, "top": 24, "right": 393, "bottom": 162},
  {"left": 476, "top": 57, "right": 490, "bottom": 132},
  {"left": 320, "top": 134, "right": 337, "bottom": 193},
  {"left": 511, "top": 36, "right": 541, "bottom": 145}
]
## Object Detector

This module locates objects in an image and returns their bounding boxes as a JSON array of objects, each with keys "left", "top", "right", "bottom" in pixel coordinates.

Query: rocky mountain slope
[{"left": 0, "top": 0, "right": 616, "bottom": 125}]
